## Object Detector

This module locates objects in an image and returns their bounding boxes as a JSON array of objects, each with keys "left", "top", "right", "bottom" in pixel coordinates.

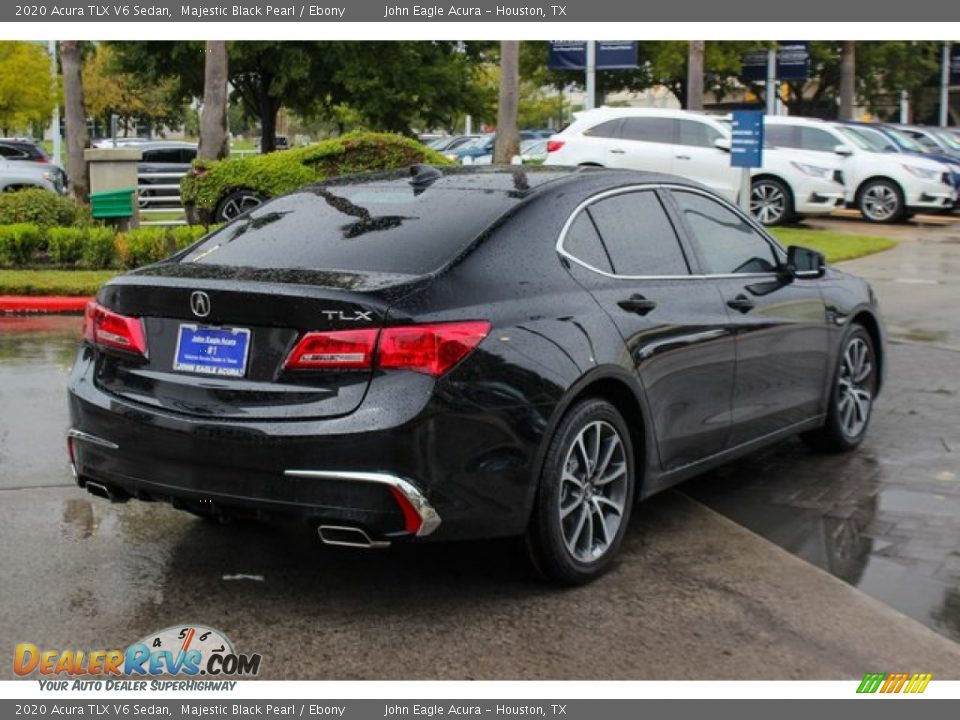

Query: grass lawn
[
  {"left": 0, "top": 270, "right": 117, "bottom": 296},
  {"left": 771, "top": 226, "right": 897, "bottom": 263}
]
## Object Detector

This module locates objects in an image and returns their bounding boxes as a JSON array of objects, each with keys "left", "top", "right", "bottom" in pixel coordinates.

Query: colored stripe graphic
[{"left": 857, "top": 672, "right": 932, "bottom": 694}]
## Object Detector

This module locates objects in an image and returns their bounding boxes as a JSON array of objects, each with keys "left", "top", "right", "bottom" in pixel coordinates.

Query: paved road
[{"left": 1, "top": 218, "right": 959, "bottom": 678}]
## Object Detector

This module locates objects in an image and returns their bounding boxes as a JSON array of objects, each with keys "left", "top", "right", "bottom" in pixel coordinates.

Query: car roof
[{"left": 312, "top": 165, "right": 712, "bottom": 200}]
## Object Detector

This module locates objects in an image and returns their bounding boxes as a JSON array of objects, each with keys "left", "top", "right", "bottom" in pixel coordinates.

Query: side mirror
[
  {"left": 786, "top": 245, "right": 826, "bottom": 279},
  {"left": 714, "top": 137, "right": 732, "bottom": 152},
  {"left": 834, "top": 144, "right": 854, "bottom": 157}
]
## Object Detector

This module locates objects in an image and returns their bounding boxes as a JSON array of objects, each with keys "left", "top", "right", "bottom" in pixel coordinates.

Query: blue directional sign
[
  {"left": 951, "top": 43, "right": 960, "bottom": 86},
  {"left": 740, "top": 42, "right": 810, "bottom": 83},
  {"left": 730, "top": 111, "right": 764, "bottom": 168},
  {"left": 547, "top": 41, "right": 639, "bottom": 71}
]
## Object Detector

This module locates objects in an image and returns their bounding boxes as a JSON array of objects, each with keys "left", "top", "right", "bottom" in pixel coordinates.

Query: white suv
[
  {"left": 545, "top": 107, "right": 845, "bottom": 226},
  {"left": 764, "top": 116, "right": 956, "bottom": 223}
]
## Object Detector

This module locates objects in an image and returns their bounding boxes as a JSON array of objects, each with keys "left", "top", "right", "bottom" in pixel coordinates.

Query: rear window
[{"left": 180, "top": 183, "right": 522, "bottom": 275}]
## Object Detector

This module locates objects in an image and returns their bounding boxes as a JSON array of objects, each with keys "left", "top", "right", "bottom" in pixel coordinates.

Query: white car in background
[
  {"left": 764, "top": 116, "right": 956, "bottom": 223},
  {"left": 544, "top": 107, "right": 845, "bottom": 226},
  {"left": 0, "top": 158, "right": 66, "bottom": 194}
]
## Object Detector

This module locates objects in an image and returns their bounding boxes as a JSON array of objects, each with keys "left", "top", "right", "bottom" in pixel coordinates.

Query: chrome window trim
[{"left": 556, "top": 182, "right": 787, "bottom": 281}]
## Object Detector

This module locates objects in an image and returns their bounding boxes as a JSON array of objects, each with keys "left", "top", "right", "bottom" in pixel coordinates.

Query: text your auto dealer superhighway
[{"left": 180, "top": 4, "right": 346, "bottom": 17}]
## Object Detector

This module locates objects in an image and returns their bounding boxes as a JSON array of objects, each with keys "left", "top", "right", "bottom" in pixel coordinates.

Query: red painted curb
[{"left": 0, "top": 296, "right": 92, "bottom": 314}]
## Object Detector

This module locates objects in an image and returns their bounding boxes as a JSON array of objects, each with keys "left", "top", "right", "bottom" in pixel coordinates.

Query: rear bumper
[{"left": 66, "top": 350, "right": 549, "bottom": 544}]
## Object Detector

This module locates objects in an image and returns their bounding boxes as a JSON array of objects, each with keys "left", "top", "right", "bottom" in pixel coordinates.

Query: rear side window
[
  {"left": 620, "top": 118, "right": 675, "bottom": 145},
  {"left": 673, "top": 191, "right": 779, "bottom": 275},
  {"left": 0, "top": 144, "right": 27, "bottom": 159},
  {"left": 583, "top": 119, "right": 622, "bottom": 139},
  {"left": 584, "top": 191, "right": 689, "bottom": 276},
  {"left": 180, "top": 184, "right": 522, "bottom": 275},
  {"left": 676, "top": 119, "right": 722, "bottom": 148},
  {"left": 563, "top": 212, "right": 613, "bottom": 273}
]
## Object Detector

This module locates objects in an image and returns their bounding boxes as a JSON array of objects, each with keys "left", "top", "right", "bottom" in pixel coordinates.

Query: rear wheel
[
  {"left": 750, "top": 177, "right": 793, "bottom": 226},
  {"left": 802, "top": 325, "right": 877, "bottom": 452},
  {"left": 857, "top": 180, "right": 905, "bottom": 223},
  {"left": 526, "top": 398, "right": 636, "bottom": 584}
]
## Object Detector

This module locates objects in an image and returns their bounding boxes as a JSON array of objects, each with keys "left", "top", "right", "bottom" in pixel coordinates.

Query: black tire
[
  {"left": 802, "top": 325, "right": 878, "bottom": 453},
  {"left": 857, "top": 179, "right": 905, "bottom": 224},
  {"left": 750, "top": 177, "right": 794, "bottom": 227},
  {"left": 214, "top": 189, "right": 267, "bottom": 223},
  {"left": 526, "top": 397, "right": 637, "bottom": 585}
]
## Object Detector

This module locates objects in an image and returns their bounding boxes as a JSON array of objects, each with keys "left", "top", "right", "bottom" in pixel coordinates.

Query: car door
[
  {"left": 668, "top": 188, "right": 830, "bottom": 446},
  {"left": 608, "top": 117, "right": 676, "bottom": 174},
  {"left": 559, "top": 187, "right": 736, "bottom": 471},
  {"left": 672, "top": 118, "right": 740, "bottom": 202}
]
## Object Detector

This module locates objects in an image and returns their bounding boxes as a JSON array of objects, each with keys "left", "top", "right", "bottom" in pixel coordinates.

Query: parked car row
[{"left": 541, "top": 108, "right": 959, "bottom": 225}]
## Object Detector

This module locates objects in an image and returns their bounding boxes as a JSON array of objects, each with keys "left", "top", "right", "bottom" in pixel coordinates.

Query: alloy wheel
[
  {"left": 218, "top": 193, "right": 264, "bottom": 221},
  {"left": 861, "top": 184, "right": 899, "bottom": 222},
  {"left": 558, "top": 420, "right": 628, "bottom": 563},
  {"left": 750, "top": 182, "right": 787, "bottom": 225},
  {"left": 837, "top": 337, "right": 873, "bottom": 438}
]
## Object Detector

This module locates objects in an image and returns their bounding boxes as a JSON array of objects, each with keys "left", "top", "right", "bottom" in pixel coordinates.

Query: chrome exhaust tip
[
  {"left": 317, "top": 525, "right": 390, "bottom": 549},
  {"left": 82, "top": 480, "right": 127, "bottom": 504}
]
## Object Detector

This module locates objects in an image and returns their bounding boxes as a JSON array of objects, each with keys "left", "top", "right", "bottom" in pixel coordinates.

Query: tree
[
  {"left": 494, "top": 41, "right": 520, "bottom": 164},
  {"left": 198, "top": 41, "right": 229, "bottom": 160},
  {"left": 0, "top": 41, "right": 56, "bottom": 136},
  {"left": 60, "top": 41, "right": 89, "bottom": 203},
  {"left": 82, "top": 44, "right": 182, "bottom": 136},
  {"left": 687, "top": 41, "right": 705, "bottom": 111},
  {"left": 839, "top": 42, "right": 856, "bottom": 120}
]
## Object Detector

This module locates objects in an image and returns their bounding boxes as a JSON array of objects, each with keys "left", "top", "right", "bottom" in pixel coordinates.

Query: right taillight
[
  {"left": 283, "top": 321, "right": 490, "bottom": 378},
  {"left": 546, "top": 140, "right": 565, "bottom": 153},
  {"left": 283, "top": 329, "right": 379, "bottom": 370},
  {"left": 82, "top": 301, "right": 148, "bottom": 358}
]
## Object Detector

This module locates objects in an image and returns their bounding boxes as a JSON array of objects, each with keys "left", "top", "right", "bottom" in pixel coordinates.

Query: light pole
[
  {"left": 585, "top": 41, "right": 596, "bottom": 111},
  {"left": 940, "top": 41, "right": 951, "bottom": 128},
  {"left": 48, "top": 40, "right": 61, "bottom": 166}
]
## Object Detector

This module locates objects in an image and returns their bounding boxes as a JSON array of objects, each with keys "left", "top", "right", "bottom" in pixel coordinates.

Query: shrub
[
  {"left": 116, "top": 227, "right": 175, "bottom": 269},
  {"left": 0, "top": 224, "right": 44, "bottom": 266},
  {"left": 0, "top": 189, "right": 87, "bottom": 229},
  {"left": 82, "top": 227, "right": 118, "bottom": 269},
  {"left": 181, "top": 132, "right": 452, "bottom": 221},
  {"left": 47, "top": 227, "right": 86, "bottom": 265},
  {"left": 171, "top": 224, "right": 211, "bottom": 251}
]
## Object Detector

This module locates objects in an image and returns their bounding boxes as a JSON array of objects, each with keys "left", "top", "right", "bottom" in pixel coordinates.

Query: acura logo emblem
[{"left": 190, "top": 291, "right": 211, "bottom": 318}]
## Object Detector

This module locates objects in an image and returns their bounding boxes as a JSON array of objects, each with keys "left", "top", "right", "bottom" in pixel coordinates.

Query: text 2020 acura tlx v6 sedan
[{"left": 67, "top": 165, "right": 885, "bottom": 583}]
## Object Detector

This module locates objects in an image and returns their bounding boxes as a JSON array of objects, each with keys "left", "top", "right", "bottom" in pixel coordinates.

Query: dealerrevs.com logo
[{"left": 14, "top": 625, "right": 262, "bottom": 688}]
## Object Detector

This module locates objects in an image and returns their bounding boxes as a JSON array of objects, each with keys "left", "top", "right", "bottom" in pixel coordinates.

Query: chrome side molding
[{"left": 283, "top": 469, "right": 442, "bottom": 537}]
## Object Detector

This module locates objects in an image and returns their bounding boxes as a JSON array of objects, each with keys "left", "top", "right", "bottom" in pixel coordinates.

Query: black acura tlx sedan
[{"left": 67, "top": 165, "right": 885, "bottom": 583}]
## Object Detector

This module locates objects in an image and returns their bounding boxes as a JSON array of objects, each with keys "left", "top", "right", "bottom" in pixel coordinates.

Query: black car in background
[{"left": 67, "top": 166, "right": 885, "bottom": 583}]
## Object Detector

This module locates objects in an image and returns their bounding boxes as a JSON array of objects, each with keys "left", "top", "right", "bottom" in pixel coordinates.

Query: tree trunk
[
  {"left": 493, "top": 41, "right": 520, "bottom": 165},
  {"left": 839, "top": 41, "right": 856, "bottom": 121},
  {"left": 686, "top": 41, "right": 705, "bottom": 111},
  {"left": 260, "top": 98, "right": 278, "bottom": 154},
  {"left": 198, "top": 41, "right": 230, "bottom": 161},
  {"left": 60, "top": 41, "right": 89, "bottom": 204}
]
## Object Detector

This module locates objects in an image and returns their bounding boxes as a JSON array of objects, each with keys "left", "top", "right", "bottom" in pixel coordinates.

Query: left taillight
[{"left": 82, "top": 300, "right": 148, "bottom": 358}]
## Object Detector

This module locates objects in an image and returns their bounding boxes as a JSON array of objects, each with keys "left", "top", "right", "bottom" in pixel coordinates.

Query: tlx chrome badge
[
  {"left": 190, "top": 291, "right": 211, "bottom": 318},
  {"left": 322, "top": 310, "right": 373, "bottom": 322}
]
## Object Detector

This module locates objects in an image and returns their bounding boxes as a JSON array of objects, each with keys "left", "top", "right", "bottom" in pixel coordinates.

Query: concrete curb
[{"left": 0, "top": 296, "right": 91, "bottom": 314}]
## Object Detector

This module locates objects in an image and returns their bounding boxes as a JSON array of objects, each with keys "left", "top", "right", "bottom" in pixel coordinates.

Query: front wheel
[
  {"left": 214, "top": 189, "right": 267, "bottom": 223},
  {"left": 526, "top": 398, "right": 636, "bottom": 584},
  {"left": 857, "top": 180, "right": 905, "bottom": 224},
  {"left": 750, "top": 177, "right": 794, "bottom": 226},
  {"left": 802, "top": 325, "right": 878, "bottom": 452}
]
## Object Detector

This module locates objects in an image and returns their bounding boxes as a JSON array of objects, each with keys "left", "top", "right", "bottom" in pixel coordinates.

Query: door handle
[
  {"left": 675, "top": 154, "right": 691, "bottom": 160},
  {"left": 609, "top": 148, "right": 626, "bottom": 154},
  {"left": 727, "top": 294, "right": 756, "bottom": 313},
  {"left": 618, "top": 294, "right": 657, "bottom": 315}
]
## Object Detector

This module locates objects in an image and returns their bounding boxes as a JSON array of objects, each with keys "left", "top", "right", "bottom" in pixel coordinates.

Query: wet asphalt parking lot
[{"left": 1, "top": 215, "right": 958, "bottom": 679}]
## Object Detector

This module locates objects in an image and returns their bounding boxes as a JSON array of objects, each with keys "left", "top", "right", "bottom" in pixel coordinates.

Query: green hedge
[
  {"left": 0, "top": 224, "right": 44, "bottom": 266},
  {"left": 0, "top": 188, "right": 90, "bottom": 228},
  {"left": 0, "top": 223, "right": 212, "bottom": 270},
  {"left": 181, "top": 132, "right": 452, "bottom": 218}
]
